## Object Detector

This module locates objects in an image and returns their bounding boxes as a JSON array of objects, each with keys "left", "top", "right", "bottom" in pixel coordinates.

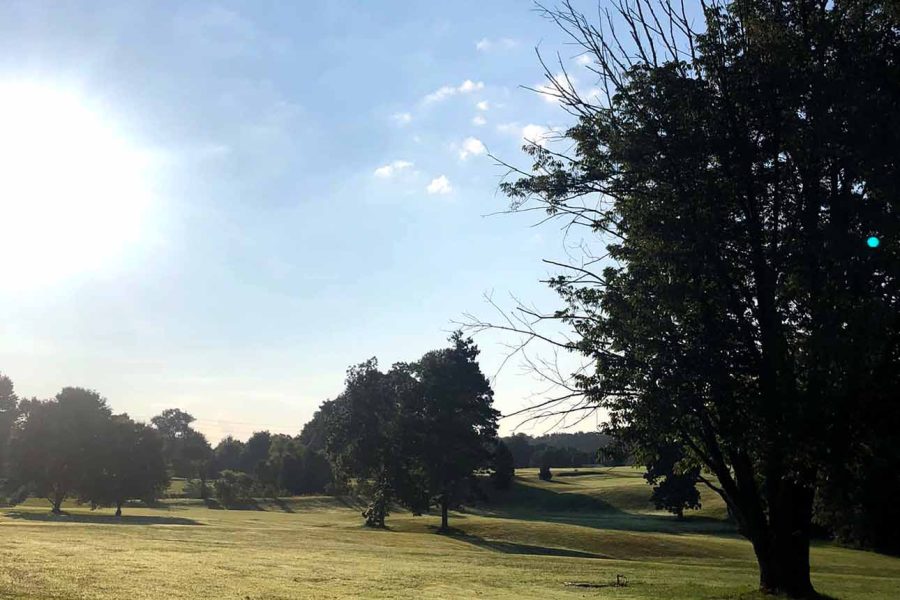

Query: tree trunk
[
  {"left": 50, "top": 491, "right": 64, "bottom": 514},
  {"left": 115, "top": 502, "right": 122, "bottom": 517},
  {"left": 439, "top": 495, "right": 449, "bottom": 532},
  {"left": 750, "top": 483, "right": 816, "bottom": 598}
]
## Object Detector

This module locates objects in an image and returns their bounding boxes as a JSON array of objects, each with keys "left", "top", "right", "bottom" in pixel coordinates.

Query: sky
[{"left": 0, "top": 1, "right": 606, "bottom": 442}]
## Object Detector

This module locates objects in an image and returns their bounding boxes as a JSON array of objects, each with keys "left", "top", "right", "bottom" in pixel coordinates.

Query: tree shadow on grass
[
  {"left": 474, "top": 479, "right": 736, "bottom": 537},
  {"left": 265, "top": 498, "right": 295, "bottom": 513},
  {"left": 3, "top": 509, "right": 202, "bottom": 526},
  {"left": 441, "top": 527, "right": 611, "bottom": 560},
  {"left": 204, "top": 498, "right": 263, "bottom": 511}
]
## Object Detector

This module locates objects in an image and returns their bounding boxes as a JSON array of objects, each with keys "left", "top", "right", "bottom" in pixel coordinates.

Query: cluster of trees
[
  {"left": 0, "top": 377, "right": 168, "bottom": 516},
  {"left": 307, "top": 333, "right": 508, "bottom": 530},
  {"left": 486, "top": 1, "right": 900, "bottom": 596},
  {"left": 0, "top": 375, "right": 334, "bottom": 512},
  {"left": 502, "top": 432, "right": 614, "bottom": 469},
  {"left": 211, "top": 431, "right": 332, "bottom": 501}
]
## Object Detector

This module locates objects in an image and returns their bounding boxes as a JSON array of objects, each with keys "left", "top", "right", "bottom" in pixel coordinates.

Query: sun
[{"left": 0, "top": 81, "right": 155, "bottom": 287}]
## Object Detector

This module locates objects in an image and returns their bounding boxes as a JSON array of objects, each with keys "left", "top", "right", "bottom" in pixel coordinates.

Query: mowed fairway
[{"left": 1, "top": 468, "right": 898, "bottom": 599}]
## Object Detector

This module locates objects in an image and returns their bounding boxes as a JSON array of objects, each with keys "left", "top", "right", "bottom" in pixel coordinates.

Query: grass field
[{"left": 1, "top": 467, "right": 898, "bottom": 599}]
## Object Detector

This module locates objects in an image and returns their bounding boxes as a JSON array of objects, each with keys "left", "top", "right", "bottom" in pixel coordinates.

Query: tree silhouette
[
  {"left": 477, "top": 1, "right": 900, "bottom": 596},
  {"left": 11, "top": 388, "right": 111, "bottom": 513},
  {"left": 412, "top": 333, "right": 498, "bottom": 532}
]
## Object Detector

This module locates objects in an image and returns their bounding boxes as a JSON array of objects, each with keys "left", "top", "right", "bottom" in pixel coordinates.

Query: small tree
[
  {"left": 538, "top": 465, "right": 553, "bottom": 482},
  {"left": 644, "top": 444, "right": 701, "bottom": 520}
]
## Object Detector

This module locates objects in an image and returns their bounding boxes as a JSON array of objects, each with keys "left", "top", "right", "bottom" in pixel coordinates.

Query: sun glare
[{"left": 0, "top": 81, "right": 155, "bottom": 287}]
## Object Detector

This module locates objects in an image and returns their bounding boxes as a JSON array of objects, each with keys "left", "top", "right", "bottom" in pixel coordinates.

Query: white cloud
[
  {"left": 424, "top": 85, "right": 456, "bottom": 104},
  {"left": 576, "top": 54, "right": 592, "bottom": 66},
  {"left": 496, "top": 122, "right": 520, "bottom": 134},
  {"left": 476, "top": 37, "right": 518, "bottom": 52},
  {"left": 536, "top": 73, "right": 576, "bottom": 104},
  {"left": 521, "top": 124, "right": 556, "bottom": 147},
  {"left": 476, "top": 100, "right": 489, "bottom": 111},
  {"left": 427, "top": 175, "right": 452, "bottom": 195},
  {"left": 391, "top": 112, "right": 412, "bottom": 125},
  {"left": 458, "top": 80, "right": 483, "bottom": 93},
  {"left": 472, "top": 115, "right": 487, "bottom": 126},
  {"left": 374, "top": 160, "right": 413, "bottom": 178},
  {"left": 584, "top": 87, "right": 604, "bottom": 103},
  {"left": 459, "top": 137, "right": 487, "bottom": 160},
  {"left": 498, "top": 122, "right": 559, "bottom": 148},
  {"left": 423, "top": 80, "right": 485, "bottom": 104}
]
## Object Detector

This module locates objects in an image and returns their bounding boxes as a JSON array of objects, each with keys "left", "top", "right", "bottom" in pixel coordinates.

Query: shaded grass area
[
  {"left": 0, "top": 468, "right": 897, "bottom": 599},
  {"left": 2, "top": 510, "right": 201, "bottom": 527}
]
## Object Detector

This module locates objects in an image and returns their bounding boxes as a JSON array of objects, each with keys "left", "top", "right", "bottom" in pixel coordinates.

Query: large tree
[
  {"left": 151, "top": 408, "right": 212, "bottom": 481},
  {"left": 10, "top": 388, "right": 112, "bottom": 513},
  {"left": 323, "top": 359, "right": 422, "bottom": 527},
  {"left": 81, "top": 415, "right": 169, "bottom": 516},
  {"left": 411, "top": 333, "right": 498, "bottom": 531},
  {"left": 482, "top": 1, "right": 899, "bottom": 597}
]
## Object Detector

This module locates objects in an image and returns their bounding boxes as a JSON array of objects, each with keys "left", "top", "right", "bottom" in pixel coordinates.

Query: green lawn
[{"left": 1, "top": 467, "right": 897, "bottom": 599}]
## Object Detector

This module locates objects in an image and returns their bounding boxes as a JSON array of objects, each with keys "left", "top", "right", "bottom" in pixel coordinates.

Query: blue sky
[{"left": 0, "top": 1, "right": 603, "bottom": 441}]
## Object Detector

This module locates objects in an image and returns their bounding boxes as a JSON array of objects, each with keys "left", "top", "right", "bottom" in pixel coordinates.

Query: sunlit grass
[{"left": 1, "top": 468, "right": 897, "bottom": 599}]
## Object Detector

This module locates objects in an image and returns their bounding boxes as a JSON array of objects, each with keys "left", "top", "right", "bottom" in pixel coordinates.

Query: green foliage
[
  {"left": 240, "top": 430, "right": 272, "bottom": 476},
  {"left": 323, "top": 358, "right": 422, "bottom": 526},
  {"left": 501, "top": 432, "right": 609, "bottom": 469},
  {"left": 499, "top": 1, "right": 900, "bottom": 595},
  {"left": 10, "top": 387, "right": 112, "bottom": 512},
  {"left": 643, "top": 445, "right": 701, "bottom": 520},
  {"left": 412, "top": 333, "right": 499, "bottom": 530},
  {"left": 298, "top": 400, "right": 334, "bottom": 453},
  {"left": 267, "top": 434, "right": 332, "bottom": 495},
  {"left": 212, "top": 435, "right": 244, "bottom": 474},
  {"left": 80, "top": 416, "right": 169, "bottom": 516},
  {"left": 213, "top": 470, "right": 255, "bottom": 506},
  {"left": 0, "top": 373, "right": 19, "bottom": 479},
  {"left": 538, "top": 465, "right": 552, "bottom": 482},
  {"left": 320, "top": 334, "right": 499, "bottom": 529},
  {"left": 491, "top": 440, "right": 515, "bottom": 490},
  {"left": 151, "top": 409, "right": 212, "bottom": 481},
  {"left": 150, "top": 408, "right": 213, "bottom": 482}
]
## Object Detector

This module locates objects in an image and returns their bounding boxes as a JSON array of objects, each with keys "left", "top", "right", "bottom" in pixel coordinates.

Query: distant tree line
[
  {"left": 0, "top": 374, "right": 333, "bottom": 513},
  {"left": 304, "top": 333, "right": 510, "bottom": 530},
  {"left": 210, "top": 430, "right": 332, "bottom": 503},
  {"left": 501, "top": 432, "right": 621, "bottom": 470}
]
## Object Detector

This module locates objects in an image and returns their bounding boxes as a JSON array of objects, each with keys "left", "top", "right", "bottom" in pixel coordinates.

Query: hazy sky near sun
[{"left": 0, "top": 1, "right": 605, "bottom": 442}]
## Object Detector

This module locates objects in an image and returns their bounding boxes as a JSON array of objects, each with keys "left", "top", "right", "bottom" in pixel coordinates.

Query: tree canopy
[
  {"left": 320, "top": 334, "right": 500, "bottom": 529},
  {"left": 486, "top": 1, "right": 900, "bottom": 596}
]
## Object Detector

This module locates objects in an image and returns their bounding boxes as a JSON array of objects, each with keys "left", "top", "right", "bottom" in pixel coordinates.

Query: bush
[
  {"left": 214, "top": 470, "right": 255, "bottom": 506},
  {"left": 538, "top": 465, "right": 553, "bottom": 481}
]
